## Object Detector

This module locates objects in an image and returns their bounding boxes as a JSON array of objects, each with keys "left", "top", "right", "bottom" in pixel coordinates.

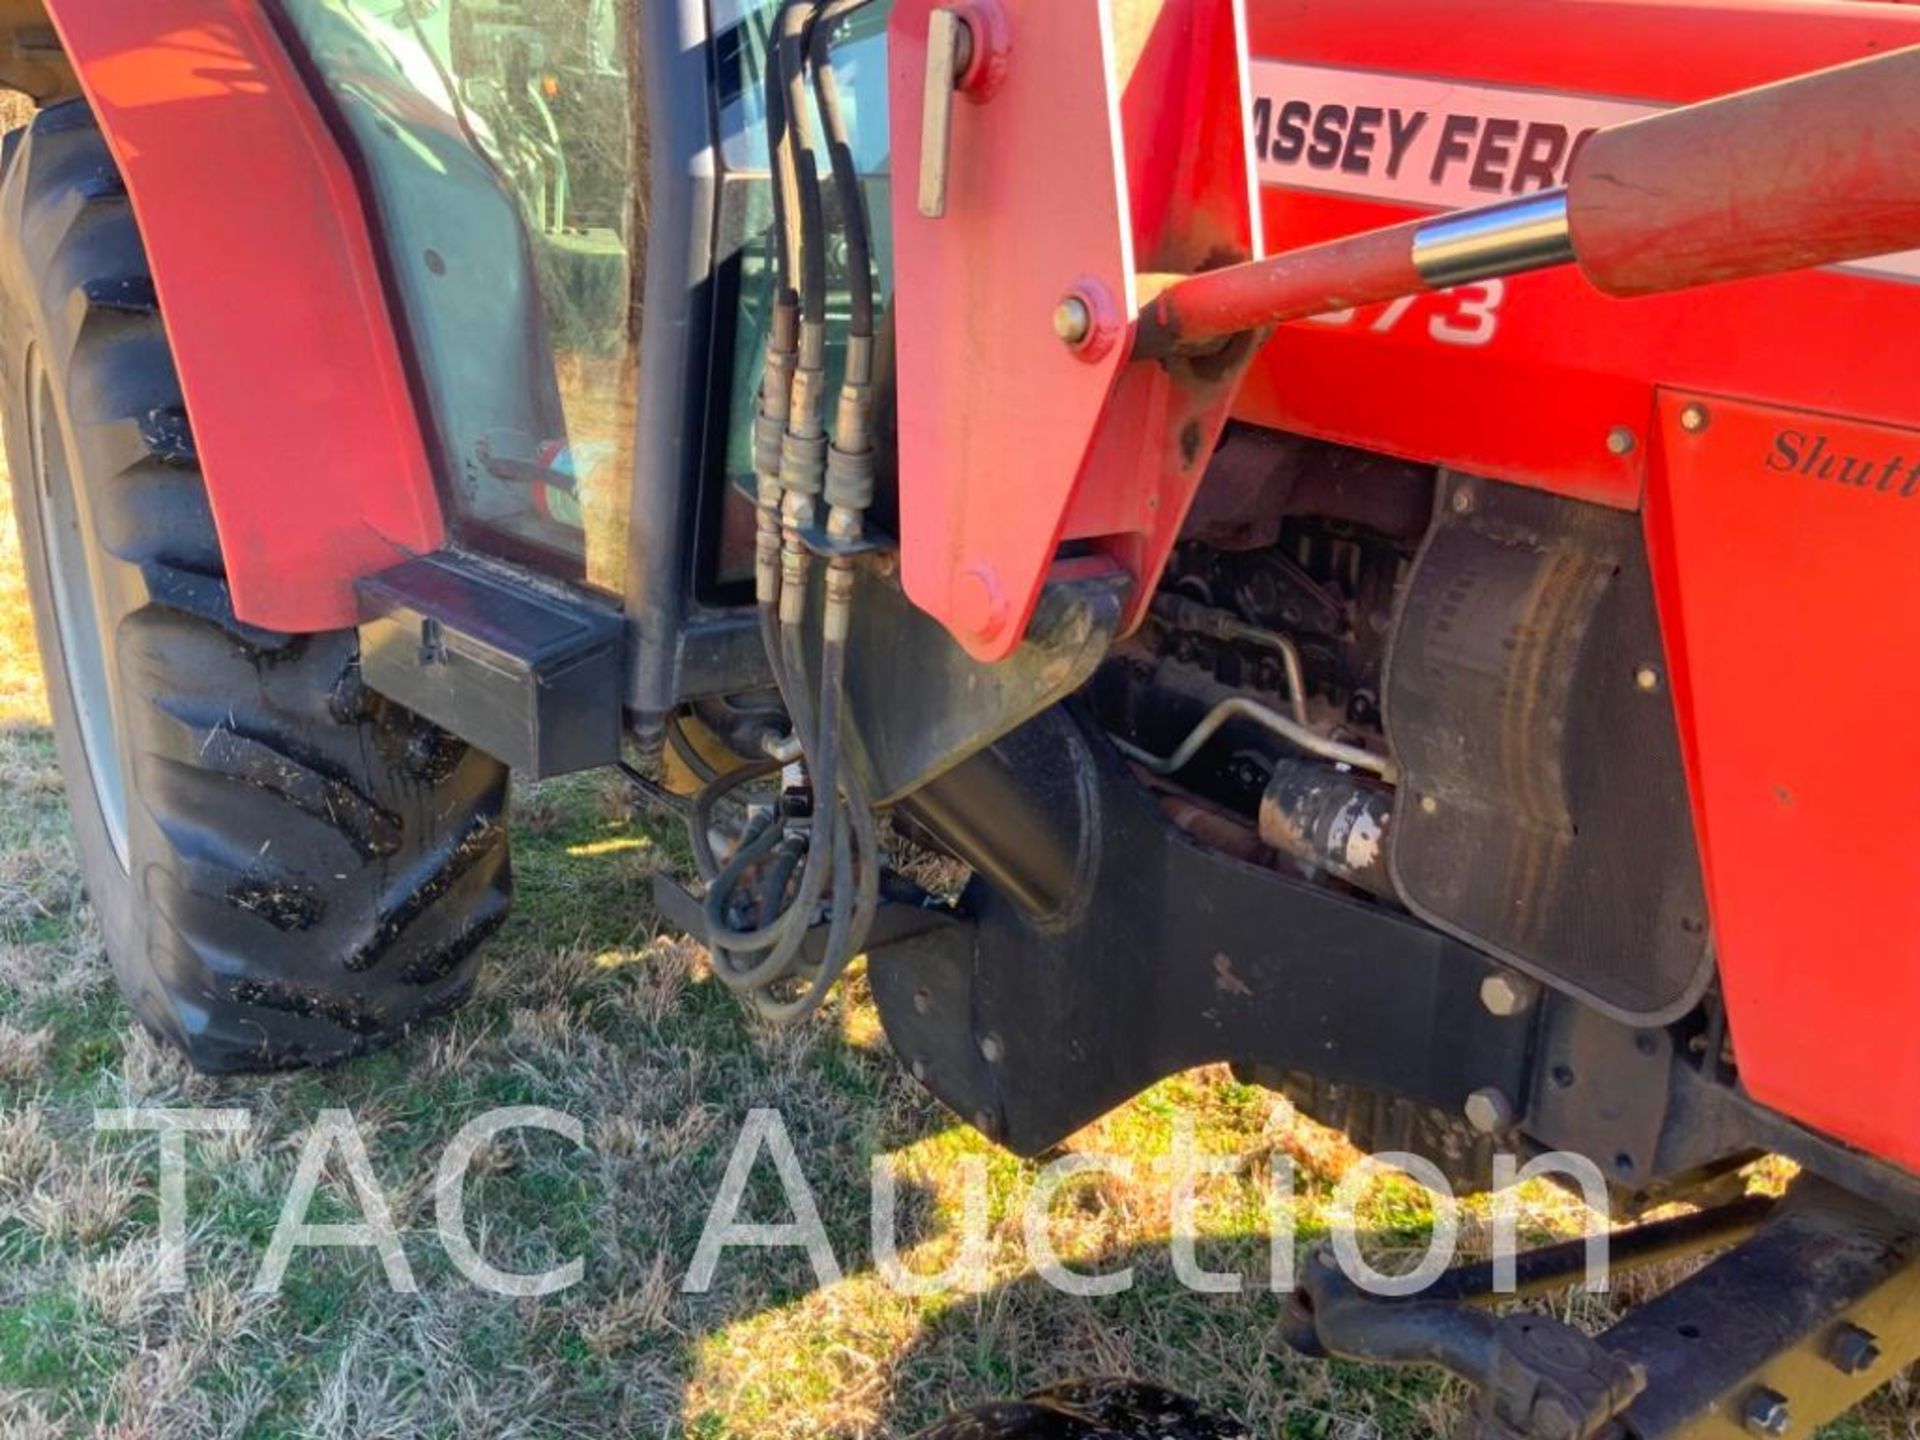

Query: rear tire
[{"left": 0, "top": 100, "right": 512, "bottom": 1072}]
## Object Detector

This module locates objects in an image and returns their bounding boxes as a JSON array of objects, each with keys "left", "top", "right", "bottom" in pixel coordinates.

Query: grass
[{"left": 0, "top": 475, "right": 1916, "bottom": 1437}]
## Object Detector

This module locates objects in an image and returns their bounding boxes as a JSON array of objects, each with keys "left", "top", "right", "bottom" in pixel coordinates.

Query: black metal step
[{"left": 357, "top": 550, "right": 623, "bottom": 778}]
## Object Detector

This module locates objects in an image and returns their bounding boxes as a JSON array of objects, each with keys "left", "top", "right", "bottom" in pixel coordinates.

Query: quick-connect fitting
[
  {"left": 823, "top": 558, "right": 857, "bottom": 645},
  {"left": 756, "top": 509, "right": 785, "bottom": 610},
  {"left": 781, "top": 318, "right": 830, "bottom": 498},
  {"left": 824, "top": 447, "right": 875, "bottom": 546},
  {"left": 779, "top": 317, "right": 831, "bottom": 627},
  {"left": 780, "top": 528, "right": 814, "bottom": 627},
  {"left": 754, "top": 301, "right": 801, "bottom": 606},
  {"left": 756, "top": 303, "right": 799, "bottom": 494},
  {"left": 824, "top": 333, "right": 876, "bottom": 547}
]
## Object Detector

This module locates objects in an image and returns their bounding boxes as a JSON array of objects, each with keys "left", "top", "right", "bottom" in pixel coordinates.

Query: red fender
[{"left": 41, "top": 0, "right": 444, "bottom": 633}]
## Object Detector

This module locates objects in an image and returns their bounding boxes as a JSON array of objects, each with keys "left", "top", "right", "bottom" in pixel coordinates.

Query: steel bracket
[
  {"left": 792, "top": 560, "right": 1130, "bottom": 805},
  {"left": 1283, "top": 1179, "right": 1920, "bottom": 1440},
  {"left": 888, "top": 0, "right": 1264, "bottom": 661}
]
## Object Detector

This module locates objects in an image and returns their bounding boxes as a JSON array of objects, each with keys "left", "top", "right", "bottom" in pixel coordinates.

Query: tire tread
[{"left": 0, "top": 101, "right": 511, "bottom": 1072}]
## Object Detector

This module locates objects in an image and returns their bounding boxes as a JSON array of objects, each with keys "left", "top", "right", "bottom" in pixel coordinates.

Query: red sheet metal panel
[
  {"left": 889, "top": 0, "right": 1138, "bottom": 659},
  {"left": 1237, "top": 0, "right": 1920, "bottom": 511},
  {"left": 889, "top": 0, "right": 1262, "bottom": 660},
  {"left": 44, "top": 0, "right": 444, "bottom": 632},
  {"left": 1239, "top": 0, "right": 1920, "bottom": 1172},
  {"left": 1646, "top": 394, "right": 1920, "bottom": 1172}
]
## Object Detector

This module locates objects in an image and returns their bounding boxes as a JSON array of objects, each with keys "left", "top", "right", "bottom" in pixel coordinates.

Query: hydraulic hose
[
  {"left": 703, "top": 0, "right": 884, "bottom": 1026},
  {"left": 710, "top": 0, "right": 829, "bottom": 995},
  {"left": 780, "top": 1, "right": 831, "bottom": 328},
  {"left": 810, "top": 0, "right": 880, "bottom": 553},
  {"left": 697, "top": 644, "right": 846, "bottom": 1003},
  {"left": 754, "top": 0, "right": 801, "bottom": 673},
  {"left": 754, "top": 2, "right": 810, "bottom": 702},
  {"left": 810, "top": 0, "right": 878, "bottom": 344},
  {"left": 763, "top": 5, "right": 801, "bottom": 306},
  {"left": 702, "top": 628, "right": 834, "bottom": 971},
  {"left": 744, "top": 634, "right": 881, "bottom": 1024},
  {"left": 774, "top": 0, "right": 830, "bottom": 640},
  {"left": 689, "top": 755, "right": 781, "bottom": 882}
]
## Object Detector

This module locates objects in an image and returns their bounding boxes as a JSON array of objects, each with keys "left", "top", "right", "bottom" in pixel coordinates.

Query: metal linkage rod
[{"left": 1140, "top": 44, "right": 1920, "bottom": 354}]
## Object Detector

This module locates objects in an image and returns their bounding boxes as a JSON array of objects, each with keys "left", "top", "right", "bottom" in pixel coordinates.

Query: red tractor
[{"left": 6, "top": 0, "right": 1920, "bottom": 1433}]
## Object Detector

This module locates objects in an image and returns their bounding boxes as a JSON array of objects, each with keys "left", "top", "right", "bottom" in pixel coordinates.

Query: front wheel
[{"left": 0, "top": 100, "right": 513, "bottom": 1071}]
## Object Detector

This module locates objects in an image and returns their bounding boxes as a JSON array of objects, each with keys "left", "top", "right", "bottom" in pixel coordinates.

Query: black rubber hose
[
  {"left": 710, "top": 1, "right": 882, "bottom": 1022},
  {"left": 701, "top": 3, "right": 826, "bottom": 997},
  {"left": 765, "top": 3, "right": 801, "bottom": 304},
  {"left": 752, "top": 795, "right": 856, "bottom": 1022},
  {"left": 701, "top": 582, "right": 832, "bottom": 975},
  {"left": 778, "top": 1, "right": 831, "bottom": 326},
  {"left": 841, "top": 754, "right": 882, "bottom": 963},
  {"left": 756, "top": 834, "right": 808, "bottom": 920},
  {"left": 690, "top": 756, "right": 782, "bottom": 882},
  {"left": 748, "top": 640, "right": 884, "bottom": 1023},
  {"left": 699, "top": 627, "right": 844, "bottom": 987},
  {"left": 707, "top": 815, "right": 835, "bottom": 997},
  {"left": 809, "top": 1, "right": 878, "bottom": 343},
  {"left": 811, "top": 0, "right": 882, "bottom": 973},
  {"left": 750, "top": 744, "right": 876, "bottom": 1022},
  {"left": 703, "top": 819, "right": 790, "bottom": 974},
  {"left": 758, "top": 600, "right": 794, "bottom": 729},
  {"left": 704, "top": 783, "right": 831, "bottom": 970}
]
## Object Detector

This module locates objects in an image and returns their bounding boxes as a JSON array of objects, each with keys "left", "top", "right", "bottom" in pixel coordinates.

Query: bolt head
[
  {"left": 1464, "top": 1087, "right": 1515, "bottom": 1134},
  {"left": 1681, "top": 403, "right": 1712, "bottom": 434},
  {"left": 1829, "top": 1324, "right": 1882, "bottom": 1376},
  {"left": 953, "top": 566, "right": 1009, "bottom": 642},
  {"left": 1451, "top": 487, "right": 1476, "bottom": 516},
  {"left": 1636, "top": 665, "right": 1661, "bottom": 693},
  {"left": 911, "top": 1060, "right": 929, "bottom": 1083},
  {"left": 1742, "top": 1387, "right": 1791, "bottom": 1437},
  {"left": 1053, "top": 295, "right": 1093, "bottom": 346},
  {"left": 979, "top": 1033, "right": 1005, "bottom": 1064},
  {"left": 1419, "top": 794, "right": 1440, "bottom": 816},
  {"left": 1480, "top": 973, "right": 1538, "bottom": 1018},
  {"left": 1607, "top": 426, "right": 1638, "bottom": 457}
]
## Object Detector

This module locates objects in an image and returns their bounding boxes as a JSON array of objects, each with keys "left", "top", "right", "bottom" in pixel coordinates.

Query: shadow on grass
[
  {"left": 0, "top": 761, "right": 1495, "bottom": 1440},
  {"left": 675, "top": 1217, "right": 1467, "bottom": 1440},
  {"left": 10, "top": 765, "right": 1885, "bottom": 1440}
]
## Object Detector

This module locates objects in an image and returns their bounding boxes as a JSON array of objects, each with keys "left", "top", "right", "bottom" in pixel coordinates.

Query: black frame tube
[{"left": 624, "top": 0, "right": 725, "bottom": 727}]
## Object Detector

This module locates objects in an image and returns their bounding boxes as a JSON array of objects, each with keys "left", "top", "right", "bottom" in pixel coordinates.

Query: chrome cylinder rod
[{"left": 1411, "top": 190, "right": 1572, "bottom": 288}]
